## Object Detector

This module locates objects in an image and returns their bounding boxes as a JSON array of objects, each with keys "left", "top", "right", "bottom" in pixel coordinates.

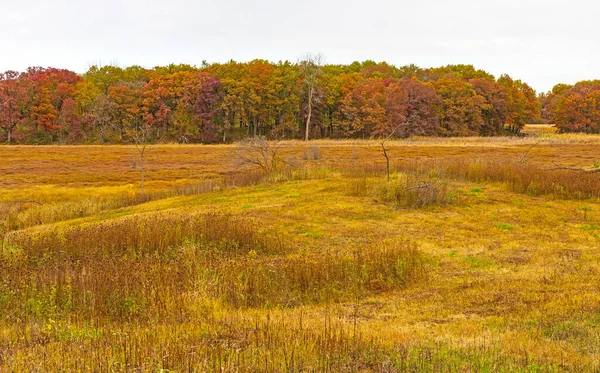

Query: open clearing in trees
[{"left": 2, "top": 127, "right": 600, "bottom": 371}]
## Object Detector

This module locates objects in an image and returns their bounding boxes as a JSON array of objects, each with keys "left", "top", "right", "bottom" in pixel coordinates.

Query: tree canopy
[{"left": 0, "top": 60, "right": 552, "bottom": 144}]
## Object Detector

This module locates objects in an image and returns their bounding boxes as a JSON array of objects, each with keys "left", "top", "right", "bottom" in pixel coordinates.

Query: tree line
[
  {"left": 541, "top": 80, "right": 600, "bottom": 133},
  {"left": 0, "top": 58, "right": 576, "bottom": 145}
]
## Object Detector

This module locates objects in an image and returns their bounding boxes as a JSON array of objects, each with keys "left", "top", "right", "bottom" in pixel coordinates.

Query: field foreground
[{"left": 1, "top": 131, "right": 600, "bottom": 372}]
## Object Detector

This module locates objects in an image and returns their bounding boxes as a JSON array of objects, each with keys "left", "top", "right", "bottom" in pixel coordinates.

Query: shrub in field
[
  {"left": 302, "top": 145, "right": 323, "bottom": 160},
  {"left": 233, "top": 137, "right": 285, "bottom": 175},
  {"left": 376, "top": 172, "right": 453, "bottom": 209}
]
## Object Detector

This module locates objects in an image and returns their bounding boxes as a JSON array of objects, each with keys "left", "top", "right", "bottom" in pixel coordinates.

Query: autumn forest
[{"left": 1, "top": 59, "right": 598, "bottom": 144}]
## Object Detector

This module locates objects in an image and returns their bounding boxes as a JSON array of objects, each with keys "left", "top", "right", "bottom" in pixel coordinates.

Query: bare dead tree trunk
[
  {"left": 299, "top": 53, "right": 323, "bottom": 142},
  {"left": 5, "top": 119, "right": 16, "bottom": 143},
  {"left": 382, "top": 140, "right": 391, "bottom": 183},
  {"left": 305, "top": 85, "right": 313, "bottom": 142},
  {"left": 381, "top": 118, "right": 414, "bottom": 182},
  {"left": 130, "top": 120, "right": 157, "bottom": 198}
]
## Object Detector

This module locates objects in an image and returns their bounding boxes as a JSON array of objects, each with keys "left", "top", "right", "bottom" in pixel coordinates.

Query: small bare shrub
[
  {"left": 233, "top": 137, "right": 285, "bottom": 175},
  {"left": 376, "top": 173, "right": 453, "bottom": 209},
  {"left": 302, "top": 145, "right": 323, "bottom": 160}
]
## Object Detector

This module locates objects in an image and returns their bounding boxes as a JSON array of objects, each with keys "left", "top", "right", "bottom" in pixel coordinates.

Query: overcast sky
[{"left": 1, "top": 0, "right": 598, "bottom": 92}]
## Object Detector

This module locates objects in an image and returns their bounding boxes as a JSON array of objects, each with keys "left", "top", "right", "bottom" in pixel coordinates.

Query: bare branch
[
  {"left": 233, "top": 137, "right": 287, "bottom": 175},
  {"left": 517, "top": 140, "right": 542, "bottom": 164}
]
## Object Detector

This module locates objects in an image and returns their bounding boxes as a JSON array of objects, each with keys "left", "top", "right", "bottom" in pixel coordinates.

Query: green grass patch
[
  {"left": 463, "top": 255, "right": 494, "bottom": 269},
  {"left": 497, "top": 224, "right": 515, "bottom": 231}
]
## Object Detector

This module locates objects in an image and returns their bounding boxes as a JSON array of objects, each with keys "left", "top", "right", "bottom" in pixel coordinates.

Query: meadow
[{"left": 1, "top": 126, "right": 600, "bottom": 372}]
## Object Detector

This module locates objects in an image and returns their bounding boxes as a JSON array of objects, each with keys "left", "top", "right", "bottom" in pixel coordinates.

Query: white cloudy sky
[{"left": 1, "top": 0, "right": 598, "bottom": 92}]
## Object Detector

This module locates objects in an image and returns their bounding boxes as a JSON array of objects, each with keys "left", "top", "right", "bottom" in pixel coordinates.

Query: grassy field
[{"left": 1, "top": 127, "right": 600, "bottom": 372}]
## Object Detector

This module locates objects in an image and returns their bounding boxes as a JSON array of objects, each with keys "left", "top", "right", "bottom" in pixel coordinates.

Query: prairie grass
[
  {"left": 341, "top": 156, "right": 600, "bottom": 202},
  {"left": 2, "top": 136, "right": 600, "bottom": 371},
  {"left": 2, "top": 314, "right": 581, "bottom": 372}
]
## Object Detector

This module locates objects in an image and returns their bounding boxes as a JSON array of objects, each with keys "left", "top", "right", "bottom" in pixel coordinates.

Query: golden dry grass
[
  {"left": 521, "top": 124, "right": 559, "bottom": 136},
  {"left": 1, "top": 133, "right": 600, "bottom": 371},
  {"left": 1, "top": 127, "right": 598, "bottom": 193}
]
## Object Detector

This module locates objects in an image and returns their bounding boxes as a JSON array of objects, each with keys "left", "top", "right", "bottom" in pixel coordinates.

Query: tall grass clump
[
  {"left": 0, "top": 212, "right": 290, "bottom": 322},
  {"left": 201, "top": 239, "right": 427, "bottom": 308},
  {"left": 4, "top": 212, "right": 287, "bottom": 260}
]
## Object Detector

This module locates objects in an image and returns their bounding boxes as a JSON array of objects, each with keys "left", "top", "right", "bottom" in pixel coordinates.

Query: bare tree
[
  {"left": 299, "top": 53, "right": 323, "bottom": 141},
  {"left": 234, "top": 137, "right": 285, "bottom": 175},
  {"left": 381, "top": 116, "right": 417, "bottom": 182},
  {"left": 128, "top": 121, "right": 162, "bottom": 197},
  {"left": 381, "top": 135, "right": 393, "bottom": 183}
]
